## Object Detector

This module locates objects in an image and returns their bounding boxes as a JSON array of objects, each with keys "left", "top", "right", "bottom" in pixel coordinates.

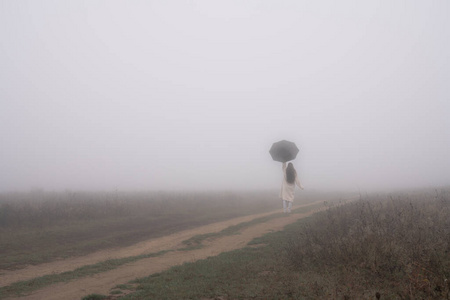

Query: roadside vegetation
[
  {"left": 108, "top": 188, "right": 449, "bottom": 300},
  {"left": 286, "top": 188, "right": 450, "bottom": 299}
]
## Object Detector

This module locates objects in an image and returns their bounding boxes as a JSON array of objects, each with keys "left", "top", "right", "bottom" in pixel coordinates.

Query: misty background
[{"left": 1, "top": 1, "right": 449, "bottom": 192}]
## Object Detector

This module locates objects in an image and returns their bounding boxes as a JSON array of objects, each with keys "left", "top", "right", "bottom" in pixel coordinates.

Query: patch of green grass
[
  {"left": 81, "top": 294, "right": 108, "bottom": 300},
  {"left": 0, "top": 250, "right": 169, "bottom": 299},
  {"left": 114, "top": 284, "right": 134, "bottom": 290}
]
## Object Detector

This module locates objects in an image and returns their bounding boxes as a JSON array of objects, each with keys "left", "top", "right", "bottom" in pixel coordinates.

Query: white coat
[{"left": 280, "top": 162, "right": 303, "bottom": 202}]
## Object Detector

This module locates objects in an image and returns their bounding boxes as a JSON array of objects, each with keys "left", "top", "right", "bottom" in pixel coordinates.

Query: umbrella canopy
[{"left": 269, "top": 140, "right": 299, "bottom": 162}]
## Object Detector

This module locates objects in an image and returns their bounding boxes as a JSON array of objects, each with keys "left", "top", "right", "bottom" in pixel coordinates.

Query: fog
[{"left": 1, "top": 1, "right": 449, "bottom": 192}]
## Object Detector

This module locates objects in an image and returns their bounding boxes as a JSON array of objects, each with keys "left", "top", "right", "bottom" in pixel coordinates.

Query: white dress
[{"left": 280, "top": 162, "right": 303, "bottom": 202}]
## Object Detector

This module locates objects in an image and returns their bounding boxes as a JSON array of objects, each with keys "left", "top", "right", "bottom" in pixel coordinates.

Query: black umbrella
[{"left": 269, "top": 140, "right": 299, "bottom": 162}]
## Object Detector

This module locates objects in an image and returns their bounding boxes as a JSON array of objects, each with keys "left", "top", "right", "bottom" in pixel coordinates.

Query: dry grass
[{"left": 285, "top": 188, "right": 450, "bottom": 299}]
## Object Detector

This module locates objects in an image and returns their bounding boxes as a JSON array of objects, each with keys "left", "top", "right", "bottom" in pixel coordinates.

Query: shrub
[{"left": 285, "top": 189, "right": 450, "bottom": 298}]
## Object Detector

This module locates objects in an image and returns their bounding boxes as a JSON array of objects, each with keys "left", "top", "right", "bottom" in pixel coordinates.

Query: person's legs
[
  {"left": 287, "top": 201, "right": 292, "bottom": 213},
  {"left": 282, "top": 200, "right": 287, "bottom": 213}
]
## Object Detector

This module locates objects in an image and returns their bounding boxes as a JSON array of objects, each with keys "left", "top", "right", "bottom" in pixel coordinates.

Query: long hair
[{"left": 286, "top": 163, "right": 297, "bottom": 184}]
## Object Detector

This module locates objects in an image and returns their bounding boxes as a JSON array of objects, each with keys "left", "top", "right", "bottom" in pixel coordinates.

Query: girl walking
[{"left": 280, "top": 162, "right": 304, "bottom": 213}]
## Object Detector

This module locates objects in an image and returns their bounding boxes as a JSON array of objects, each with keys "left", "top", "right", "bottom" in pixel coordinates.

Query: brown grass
[{"left": 285, "top": 188, "right": 450, "bottom": 299}]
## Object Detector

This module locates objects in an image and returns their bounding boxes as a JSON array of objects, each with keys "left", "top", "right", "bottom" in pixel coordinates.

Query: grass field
[
  {"left": 0, "top": 203, "right": 325, "bottom": 299},
  {"left": 3, "top": 188, "right": 447, "bottom": 299},
  {"left": 0, "top": 189, "right": 339, "bottom": 270},
  {"left": 86, "top": 188, "right": 449, "bottom": 300},
  {"left": 0, "top": 191, "right": 333, "bottom": 299}
]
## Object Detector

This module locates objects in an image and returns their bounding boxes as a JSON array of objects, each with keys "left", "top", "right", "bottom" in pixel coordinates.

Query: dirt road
[{"left": 3, "top": 202, "right": 323, "bottom": 300}]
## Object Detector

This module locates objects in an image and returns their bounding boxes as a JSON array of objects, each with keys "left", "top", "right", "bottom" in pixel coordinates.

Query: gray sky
[{"left": 1, "top": 1, "right": 449, "bottom": 192}]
